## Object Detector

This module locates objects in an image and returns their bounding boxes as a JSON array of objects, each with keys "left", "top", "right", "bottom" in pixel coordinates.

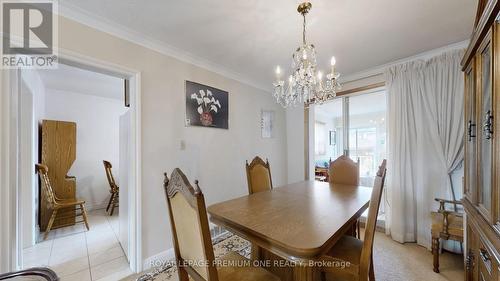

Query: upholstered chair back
[
  {"left": 245, "top": 156, "right": 273, "bottom": 194},
  {"left": 164, "top": 169, "right": 218, "bottom": 281},
  {"left": 328, "top": 155, "right": 360, "bottom": 185}
]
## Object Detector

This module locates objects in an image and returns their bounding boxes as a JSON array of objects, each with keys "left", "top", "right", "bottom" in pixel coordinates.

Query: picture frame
[
  {"left": 185, "top": 81, "right": 229, "bottom": 129},
  {"left": 261, "top": 110, "right": 274, "bottom": 138},
  {"left": 329, "top": 130, "right": 336, "bottom": 146}
]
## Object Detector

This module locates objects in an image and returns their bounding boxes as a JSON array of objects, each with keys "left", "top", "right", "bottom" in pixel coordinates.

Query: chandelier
[{"left": 272, "top": 2, "right": 341, "bottom": 108}]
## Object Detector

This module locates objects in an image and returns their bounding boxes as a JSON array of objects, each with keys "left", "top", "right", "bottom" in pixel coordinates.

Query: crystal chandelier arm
[{"left": 302, "top": 13, "right": 307, "bottom": 45}]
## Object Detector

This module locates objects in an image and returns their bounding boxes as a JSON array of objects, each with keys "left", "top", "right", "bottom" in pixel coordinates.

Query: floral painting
[{"left": 185, "top": 81, "right": 229, "bottom": 129}]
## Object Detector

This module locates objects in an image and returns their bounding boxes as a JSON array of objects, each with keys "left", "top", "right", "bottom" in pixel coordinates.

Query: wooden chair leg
[
  {"left": 81, "top": 204, "right": 90, "bottom": 230},
  {"left": 432, "top": 237, "right": 440, "bottom": 273},
  {"left": 178, "top": 266, "right": 189, "bottom": 281},
  {"left": 369, "top": 254, "right": 375, "bottom": 281},
  {"left": 357, "top": 219, "right": 361, "bottom": 239},
  {"left": 106, "top": 194, "right": 114, "bottom": 212},
  {"left": 110, "top": 194, "right": 118, "bottom": 216},
  {"left": 44, "top": 209, "right": 58, "bottom": 240}
]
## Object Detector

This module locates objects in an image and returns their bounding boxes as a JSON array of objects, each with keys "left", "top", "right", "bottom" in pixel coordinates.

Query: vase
[{"left": 200, "top": 112, "right": 213, "bottom": 126}]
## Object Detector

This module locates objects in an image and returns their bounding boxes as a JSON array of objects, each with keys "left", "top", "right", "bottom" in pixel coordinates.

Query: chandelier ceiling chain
[{"left": 272, "top": 1, "right": 341, "bottom": 108}]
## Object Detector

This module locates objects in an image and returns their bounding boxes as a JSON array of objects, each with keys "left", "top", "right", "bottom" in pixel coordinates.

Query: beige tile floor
[{"left": 22, "top": 209, "right": 132, "bottom": 281}]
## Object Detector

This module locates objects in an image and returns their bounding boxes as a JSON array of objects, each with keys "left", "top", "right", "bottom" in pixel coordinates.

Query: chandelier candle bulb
[
  {"left": 276, "top": 66, "right": 281, "bottom": 80},
  {"left": 331, "top": 56, "right": 336, "bottom": 73}
]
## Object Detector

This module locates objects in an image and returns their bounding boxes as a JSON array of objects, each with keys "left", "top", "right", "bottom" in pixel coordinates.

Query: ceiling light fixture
[{"left": 273, "top": 2, "right": 341, "bottom": 108}]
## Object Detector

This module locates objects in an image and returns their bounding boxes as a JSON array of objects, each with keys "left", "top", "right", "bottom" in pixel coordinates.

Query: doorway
[
  {"left": 19, "top": 63, "right": 132, "bottom": 279},
  {"left": 1, "top": 53, "right": 143, "bottom": 277}
]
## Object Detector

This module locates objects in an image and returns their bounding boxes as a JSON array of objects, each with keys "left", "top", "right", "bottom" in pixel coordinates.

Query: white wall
[
  {"left": 43, "top": 89, "right": 127, "bottom": 210},
  {"left": 55, "top": 15, "right": 288, "bottom": 264}
]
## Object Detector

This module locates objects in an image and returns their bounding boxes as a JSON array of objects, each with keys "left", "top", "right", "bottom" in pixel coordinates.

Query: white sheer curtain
[{"left": 384, "top": 49, "right": 464, "bottom": 249}]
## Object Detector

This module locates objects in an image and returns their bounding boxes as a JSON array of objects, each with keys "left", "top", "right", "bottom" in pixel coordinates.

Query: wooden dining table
[{"left": 207, "top": 180, "right": 372, "bottom": 281}]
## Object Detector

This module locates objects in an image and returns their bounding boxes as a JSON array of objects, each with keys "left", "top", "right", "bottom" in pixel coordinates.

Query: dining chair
[
  {"left": 329, "top": 155, "right": 361, "bottom": 238},
  {"left": 328, "top": 155, "right": 360, "bottom": 185},
  {"left": 36, "top": 164, "right": 90, "bottom": 240},
  {"left": 320, "top": 159, "right": 387, "bottom": 281},
  {"left": 163, "top": 169, "right": 281, "bottom": 281},
  {"left": 431, "top": 198, "right": 464, "bottom": 273},
  {"left": 245, "top": 156, "right": 273, "bottom": 194},
  {"left": 103, "top": 160, "right": 119, "bottom": 216}
]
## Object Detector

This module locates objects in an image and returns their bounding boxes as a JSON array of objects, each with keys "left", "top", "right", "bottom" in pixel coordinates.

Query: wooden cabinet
[
  {"left": 462, "top": 1, "right": 500, "bottom": 280},
  {"left": 465, "top": 57, "right": 477, "bottom": 203}
]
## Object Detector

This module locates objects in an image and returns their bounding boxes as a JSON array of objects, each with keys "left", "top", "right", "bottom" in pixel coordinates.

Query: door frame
[{"left": 0, "top": 48, "right": 143, "bottom": 273}]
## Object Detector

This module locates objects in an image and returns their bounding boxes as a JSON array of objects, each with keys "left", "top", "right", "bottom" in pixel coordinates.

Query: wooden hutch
[{"left": 462, "top": 1, "right": 500, "bottom": 280}]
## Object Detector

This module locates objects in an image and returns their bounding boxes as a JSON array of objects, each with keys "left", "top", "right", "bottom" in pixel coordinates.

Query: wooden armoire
[{"left": 462, "top": 1, "right": 500, "bottom": 280}]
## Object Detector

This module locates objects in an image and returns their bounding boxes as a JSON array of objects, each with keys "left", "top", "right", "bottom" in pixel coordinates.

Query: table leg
[
  {"left": 250, "top": 243, "right": 262, "bottom": 261},
  {"left": 293, "top": 264, "right": 316, "bottom": 281}
]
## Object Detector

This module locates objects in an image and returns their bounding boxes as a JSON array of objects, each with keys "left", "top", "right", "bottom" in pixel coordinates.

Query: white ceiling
[
  {"left": 60, "top": 0, "right": 477, "bottom": 90},
  {"left": 38, "top": 64, "right": 124, "bottom": 100}
]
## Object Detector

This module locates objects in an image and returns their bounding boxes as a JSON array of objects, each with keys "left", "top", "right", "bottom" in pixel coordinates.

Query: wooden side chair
[
  {"left": 245, "top": 156, "right": 273, "bottom": 194},
  {"left": 320, "top": 159, "right": 387, "bottom": 281},
  {"left": 328, "top": 155, "right": 360, "bottom": 186},
  {"left": 36, "top": 164, "right": 90, "bottom": 240},
  {"left": 329, "top": 155, "right": 361, "bottom": 238},
  {"left": 103, "top": 160, "right": 119, "bottom": 216},
  {"left": 431, "top": 198, "right": 464, "bottom": 273},
  {"left": 163, "top": 168, "right": 281, "bottom": 281}
]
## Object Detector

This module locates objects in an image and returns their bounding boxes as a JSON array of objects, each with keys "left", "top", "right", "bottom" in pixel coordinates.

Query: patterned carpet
[
  {"left": 127, "top": 232, "right": 251, "bottom": 281},
  {"left": 123, "top": 231, "right": 463, "bottom": 281}
]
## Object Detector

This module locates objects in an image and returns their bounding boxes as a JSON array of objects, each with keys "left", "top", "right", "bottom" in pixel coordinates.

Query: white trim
[
  {"left": 57, "top": 48, "right": 143, "bottom": 273},
  {"left": 142, "top": 248, "right": 175, "bottom": 271},
  {"left": 5, "top": 48, "right": 144, "bottom": 273},
  {"left": 0, "top": 69, "right": 19, "bottom": 273},
  {"left": 57, "top": 2, "right": 269, "bottom": 93},
  {"left": 341, "top": 40, "right": 469, "bottom": 83}
]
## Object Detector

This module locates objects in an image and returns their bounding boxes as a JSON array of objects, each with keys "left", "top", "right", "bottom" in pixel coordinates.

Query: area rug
[{"left": 134, "top": 232, "right": 250, "bottom": 281}]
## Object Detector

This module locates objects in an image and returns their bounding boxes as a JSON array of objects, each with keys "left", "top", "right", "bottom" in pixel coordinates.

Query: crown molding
[
  {"left": 340, "top": 40, "right": 469, "bottom": 84},
  {"left": 57, "top": 2, "right": 270, "bottom": 93}
]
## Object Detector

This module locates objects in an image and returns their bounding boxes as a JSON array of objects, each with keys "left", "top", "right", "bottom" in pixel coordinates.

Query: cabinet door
[
  {"left": 477, "top": 29, "right": 494, "bottom": 220},
  {"left": 465, "top": 61, "right": 478, "bottom": 203}
]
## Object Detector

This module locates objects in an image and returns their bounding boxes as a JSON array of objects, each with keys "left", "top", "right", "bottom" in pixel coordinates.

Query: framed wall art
[{"left": 185, "top": 81, "right": 228, "bottom": 129}]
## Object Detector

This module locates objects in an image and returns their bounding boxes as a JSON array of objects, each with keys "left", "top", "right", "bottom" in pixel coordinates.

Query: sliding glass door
[
  {"left": 348, "top": 91, "right": 387, "bottom": 186},
  {"left": 313, "top": 90, "right": 387, "bottom": 186}
]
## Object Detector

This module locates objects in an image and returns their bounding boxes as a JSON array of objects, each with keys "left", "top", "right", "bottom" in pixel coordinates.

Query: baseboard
[{"left": 142, "top": 248, "right": 175, "bottom": 270}]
